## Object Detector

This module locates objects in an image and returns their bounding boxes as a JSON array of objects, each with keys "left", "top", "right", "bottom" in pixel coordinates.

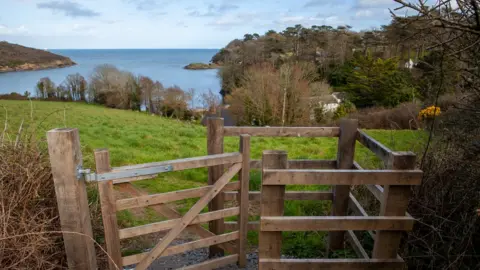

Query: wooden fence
[{"left": 46, "top": 118, "right": 422, "bottom": 270}]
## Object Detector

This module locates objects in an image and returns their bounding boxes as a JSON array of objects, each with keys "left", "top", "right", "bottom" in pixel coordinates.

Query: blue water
[{"left": 0, "top": 49, "right": 221, "bottom": 98}]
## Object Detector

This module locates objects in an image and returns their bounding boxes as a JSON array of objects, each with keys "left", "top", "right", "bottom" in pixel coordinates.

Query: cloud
[
  {"left": 189, "top": 3, "right": 239, "bottom": 17},
  {"left": 37, "top": 1, "right": 100, "bottom": 17},
  {"left": 304, "top": 0, "right": 345, "bottom": 7},
  {"left": 0, "top": 24, "right": 29, "bottom": 35},
  {"left": 357, "top": 0, "right": 395, "bottom": 8},
  {"left": 355, "top": 9, "right": 373, "bottom": 17}
]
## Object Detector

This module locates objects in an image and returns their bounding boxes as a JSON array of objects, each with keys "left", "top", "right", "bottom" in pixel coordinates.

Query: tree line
[{"left": 34, "top": 64, "right": 220, "bottom": 120}]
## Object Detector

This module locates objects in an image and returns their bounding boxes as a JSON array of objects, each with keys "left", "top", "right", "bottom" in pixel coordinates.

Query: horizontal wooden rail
[
  {"left": 116, "top": 181, "right": 240, "bottom": 211},
  {"left": 122, "top": 231, "right": 239, "bottom": 266},
  {"left": 224, "top": 191, "right": 333, "bottom": 202},
  {"left": 225, "top": 221, "right": 260, "bottom": 231},
  {"left": 108, "top": 153, "right": 242, "bottom": 183},
  {"left": 181, "top": 254, "right": 239, "bottom": 270},
  {"left": 353, "top": 161, "right": 384, "bottom": 201},
  {"left": 260, "top": 216, "right": 415, "bottom": 231},
  {"left": 356, "top": 130, "right": 392, "bottom": 164},
  {"left": 250, "top": 159, "right": 337, "bottom": 169},
  {"left": 259, "top": 258, "right": 405, "bottom": 270},
  {"left": 223, "top": 127, "right": 340, "bottom": 137},
  {"left": 263, "top": 169, "right": 423, "bottom": 186},
  {"left": 119, "top": 207, "right": 240, "bottom": 239}
]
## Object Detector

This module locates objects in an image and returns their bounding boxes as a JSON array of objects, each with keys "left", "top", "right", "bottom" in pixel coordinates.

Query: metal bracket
[{"left": 78, "top": 164, "right": 174, "bottom": 182}]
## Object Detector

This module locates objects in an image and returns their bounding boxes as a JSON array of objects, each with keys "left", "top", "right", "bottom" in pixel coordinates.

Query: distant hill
[{"left": 0, "top": 41, "right": 75, "bottom": 73}]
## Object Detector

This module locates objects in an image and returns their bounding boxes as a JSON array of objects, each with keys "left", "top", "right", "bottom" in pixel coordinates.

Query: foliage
[
  {"left": 339, "top": 53, "right": 417, "bottom": 108},
  {"left": 333, "top": 100, "right": 356, "bottom": 120},
  {"left": 417, "top": 106, "right": 441, "bottom": 120},
  {"left": 227, "top": 62, "right": 315, "bottom": 126}
]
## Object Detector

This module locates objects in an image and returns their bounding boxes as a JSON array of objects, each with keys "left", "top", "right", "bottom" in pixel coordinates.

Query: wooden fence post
[
  {"left": 259, "top": 150, "right": 288, "bottom": 262},
  {"left": 329, "top": 119, "right": 358, "bottom": 251},
  {"left": 207, "top": 117, "right": 225, "bottom": 257},
  {"left": 47, "top": 128, "right": 97, "bottom": 270},
  {"left": 372, "top": 151, "right": 416, "bottom": 258},
  {"left": 238, "top": 135, "right": 251, "bottom": 267},
  {"left": 95, "top": 149, "right": 122, "bottom": 270}
]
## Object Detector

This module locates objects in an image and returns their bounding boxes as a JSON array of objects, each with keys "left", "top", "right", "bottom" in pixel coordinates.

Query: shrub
[
  {"left": 333, "top": 100, "right": 356, "bottom": 120},
  {"left": 347, "top": 102, "right": 420, "bottom": 129},
  {"left": 0, "top": 134, "right": 66, "bottom": 269}
]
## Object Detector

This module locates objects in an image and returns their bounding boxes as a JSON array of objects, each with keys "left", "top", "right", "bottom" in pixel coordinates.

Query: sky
[{"left": 0, "top": 0, "right": 407, "bottom": 49}]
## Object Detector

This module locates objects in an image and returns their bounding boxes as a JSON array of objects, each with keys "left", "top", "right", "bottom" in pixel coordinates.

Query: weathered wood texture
[
  {"left": 356, "top": 129, "right": 393, "bottom": 164},
  {"left": 258, "top": 258, "right": 405, "bottom": 270},
  {"left": 116, "top": 181, "right": 240, "bottom": 211},
  {"left": 250, "top": 159, "right": 336, "bottom": 169},
  {"left": 207, "top": 117, "right": 225, "bottom": 257},
  {"left": 181, "top": 254, "right": 240, "bottom": 270},
  {"left": 46, "top": 128, "right": 98, "bottom": 270},
  {"left": 238, "top": 135, "right": 250, "bottom": 267},
  {"left": 353, "top": 161, "right": 384, "bottom": 201},
  {"left": 94, "top": 149, "right": 122, "bottom": 270},
  {"left": 330, "top": 119, "right": 358, "bottom": 250},
  {"left": 134, "top": 163, "right": 241, "bottom": 270},
  {"left": 260, "top": 216, "right": 415, "bottom": 231},
  {"left": 373, "top": 152, "right": 417, "bottom": 259},
  {"left": 122, "top": 232, "right": 239, "bottom": 266},
  {"left": 118, "top": 207, "right": 240, "bottom": 239},
  {"left": 259, "top": 150, "right": 288, "bottom": 260},
  {"left": 263, "top": 169, "right": 422, "bottom": 186},
  {"left": 223, "top": 127, "right": 340, "bottom": 137},
  {"left": 115, "top": 183, "right": 236, "bottom": 254},
  {"left": 346, "top": 230, "right": 369, "bottom": 259}
]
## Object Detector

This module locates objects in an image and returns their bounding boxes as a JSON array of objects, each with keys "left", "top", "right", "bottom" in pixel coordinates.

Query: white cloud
[
  {"left": 355, "top": 9, "right": 373, "bottom": 17},
  {"left": 358, "top": 0, "right": 393, "bottom": 7},
  {"left": 0, "top": 24, "right": 29, "bottom": 35}
]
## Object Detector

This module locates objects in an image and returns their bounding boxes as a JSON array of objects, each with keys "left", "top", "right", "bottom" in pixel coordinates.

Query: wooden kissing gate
[{"left": 47, "top": 118, "right": 422, "bottom": 270}]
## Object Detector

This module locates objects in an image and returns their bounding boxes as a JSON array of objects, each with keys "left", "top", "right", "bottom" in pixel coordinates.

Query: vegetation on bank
[
  {"left": 0, "top": 41, "right": 75, "bottom": 72},
  {"left": 184, "top": 62, "right": 221, "bottom": 70}
]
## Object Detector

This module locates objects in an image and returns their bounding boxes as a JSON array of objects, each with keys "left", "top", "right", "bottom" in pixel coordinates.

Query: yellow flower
[{"left": 418, "top": 106, "right": 441, "bottom": 120}]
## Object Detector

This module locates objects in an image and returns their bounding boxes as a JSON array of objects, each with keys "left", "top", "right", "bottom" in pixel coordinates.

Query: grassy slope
[{"left": 0, "top": 100, "right": 427, "bottom": 257}]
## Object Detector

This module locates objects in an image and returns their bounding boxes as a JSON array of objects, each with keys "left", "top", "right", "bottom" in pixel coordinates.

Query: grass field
[{"left": 0, "top": 100, "right": 427, "bottom": 257}]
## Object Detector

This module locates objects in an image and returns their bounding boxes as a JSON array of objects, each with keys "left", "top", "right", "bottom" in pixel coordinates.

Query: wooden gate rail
[
  {"left": 258, "top": 149, "right": 422, "bottom": 270},
  {"left": 90, "top": 136, "right": 250, "bottom": 270}
]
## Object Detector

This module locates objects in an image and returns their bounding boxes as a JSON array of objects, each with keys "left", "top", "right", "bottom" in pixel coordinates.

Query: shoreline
[{"left": 0, "top": 59, "right": 77, "bottom": 74}]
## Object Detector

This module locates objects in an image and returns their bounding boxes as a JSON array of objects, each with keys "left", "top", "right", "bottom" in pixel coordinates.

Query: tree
[
  {"left": 65, "top": 73, "right": 87, "bottom": 101},
  {"left": 36, "top": 77, "right": 55, "bottom": 99},
  {"left": 341, "top": 53, "right": 416, "bottom": 108}
]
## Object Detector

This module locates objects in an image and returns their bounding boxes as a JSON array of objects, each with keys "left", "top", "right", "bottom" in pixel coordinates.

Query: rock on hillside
[{"left": 0, "top": 41, "right": 76, "bottom": 73}]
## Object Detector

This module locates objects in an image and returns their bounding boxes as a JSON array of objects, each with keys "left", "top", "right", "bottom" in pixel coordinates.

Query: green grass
[{"left": 0, "top": 100, "right": 427, "bottom": 257}]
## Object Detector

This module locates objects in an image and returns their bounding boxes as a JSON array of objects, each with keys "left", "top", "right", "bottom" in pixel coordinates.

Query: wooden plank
[
  {"left": 238, "top": 135, "right": 250, "bottom": 267},
  {"left": 225, "top": 221, "right": 260, "bottom": 231},
  {"left": 330, "top": 119, "right": 358, "bottom": 250},
  {"left": 116, "top": 183, "right": 235, "bottom": 254},
  {"left": 112, "top": 174, "right": 157, "bottom": 184},
  {"left": 258, "top": 258, "right": 405, "bottom": 270},
  {"left": 263, "top": 169, "right": 423, "bottom": 186},
  {"left": 353, "top": 160, "right": 384, "bottom": 202},
  {"left": 207, "top": 117, "right": 225, "bottom": 257},
  {"left": 108, "top": 152, "right": 241, "bottom": 182},
  {"left": 373, "top": 152, "right": 417, "bottom": 259},
  {"left": 260, "top": 216, "right": 415, "bottom": 232},
  {"left": 122, "top": 232, "right": 239, "bottom": 266},
  {"left": 259, "top": 150, "right": 288, "bottom": 260},
  {"left": 224, "top": 191, "right": 333, "bottom": 201},
  {"left": 356, "top": 129, "right": 393, "bottom": 164},
  {"left": 134, "top": 163, "right": 241, "bottom": 270},
  {"left": 118, "top": 207, "right": 240, "bottom": 239},
  {"left": 223, "top": 126, "right": 340, "bottom": 137},
  {"left": 179, "top": 254, "right": 239, "bottom": 270},
  {"left": 250, "top": 159, "right": 337, "bottom": 169},
  {"left": 349, "top": 193, "right": 369, "bottom": 217},
  {"left": 346, "top": 230, "right": 369, "bottom": 259},
  {"left": 95, "top": 149, "right": 122, "bottom": 270},
  {"left": 46, "top": 128, "right": 98, "bottom": 270},
  {"left": 116, "top": 181, "right": 240, "bottom": 211}
]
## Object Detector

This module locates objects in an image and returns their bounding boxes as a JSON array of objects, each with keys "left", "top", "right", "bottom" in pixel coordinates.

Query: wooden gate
[{"left": 91, "top": 135, "right": 251, "bottom": 270}]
